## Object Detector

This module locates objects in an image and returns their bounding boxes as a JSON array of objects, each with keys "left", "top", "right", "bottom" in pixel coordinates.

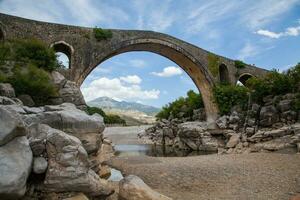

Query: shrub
[
  {"left": 156, "top": 90, "right": 204, "bottom": 120},
  {"left": 105, "top": 114, "right": 126, "bottom": 125},
  {"left": 86, "top": 106, "right": 126, "bottom": 125},
  {"left": 8, "top": 65, "right": 58, "bottom": 105},
  {"left": 207, "top": 53, "right": 219, "bottom": 77},
  {"left": 12, "top": 39, "right": 60, "bottom": 71},
  {"left": 0, "top": 42, "right": 11, "bottom": 65},
  {"left": 234, "top": 60, "right": 246, "bottom": 69},
  {"left": 93, "top": 27, "right": 112, "bottom": 41},
  {"left": 213, "top": 84, "right": 249, "bottom": 115},
  {"left": 246, "top": 69, "right": 295, "bottom": 103}
]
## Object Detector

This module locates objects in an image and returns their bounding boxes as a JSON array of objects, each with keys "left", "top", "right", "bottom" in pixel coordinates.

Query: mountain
[{"left": 87, "top": 96, "right": 160, "bottom": 115}]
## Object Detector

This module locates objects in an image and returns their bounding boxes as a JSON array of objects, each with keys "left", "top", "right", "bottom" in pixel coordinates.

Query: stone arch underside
[
  {"left": 219, "top": 64, "right": 229, "bottom": 84},
  {"left": 238, "top": 73, "right": 254, "bottom": 86},
  {"left": 51, "top": 41, "right": 74, "bottom": 68},
  {"left": 77, "top": 38, "right": 219, "bottom": 123}
]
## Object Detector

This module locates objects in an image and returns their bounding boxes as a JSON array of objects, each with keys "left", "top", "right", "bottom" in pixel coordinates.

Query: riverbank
[{"left": 104, "top": 126, "right": 300, "bottom": 200}]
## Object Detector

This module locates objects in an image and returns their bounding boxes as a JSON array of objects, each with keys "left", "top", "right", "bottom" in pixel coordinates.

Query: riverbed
[{"left": 104, "top": 126, "right": 300, "bottom": 200}]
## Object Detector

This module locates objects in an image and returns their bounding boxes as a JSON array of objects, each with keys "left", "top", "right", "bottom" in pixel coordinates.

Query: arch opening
[
  {"left": 0, "top": 28, "right": 4, "bottom": 42},
  {"left": 78, "top": 39, "right": 219, "bottom": 123},
  {"left": 51, "top": 41, "right": 73, "bottom": 69},
  {"left": 237, "top": 73, "right": 254, "bottom": 86},
  {"left": 219, "top": 64, "right": 229, "bottom": 84}
]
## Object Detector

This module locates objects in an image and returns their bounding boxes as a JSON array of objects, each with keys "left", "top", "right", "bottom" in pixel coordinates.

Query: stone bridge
[{"left": 0, "top": 13, "right": 268, "bottom": 123}]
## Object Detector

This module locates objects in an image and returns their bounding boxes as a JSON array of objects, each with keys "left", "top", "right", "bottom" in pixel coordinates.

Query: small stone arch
[
  {"left": 219, "top": 64, "right": 229, "bottom": 84},
  {"left": 0, "top": 25, "right": 5, "bottom": 42},
  {"left": 238, "top": 73, "right": 254, "bottom": 86},
  {"left": 50, "top": 41, "right": 74, "bottom": 68}
]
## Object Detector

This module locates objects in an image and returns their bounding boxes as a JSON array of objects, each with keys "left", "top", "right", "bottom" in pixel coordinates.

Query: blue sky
[{"left": 1, "top": 0, "right": 300, "bottom": 108}]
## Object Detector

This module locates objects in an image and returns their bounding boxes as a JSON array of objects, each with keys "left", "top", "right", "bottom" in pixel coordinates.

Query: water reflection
[
  {"left": 108, "top": 168, "right": 124, "bottom": 182},
  {"left": 114, "top": 144, "right": 216, "bottom": 157}
]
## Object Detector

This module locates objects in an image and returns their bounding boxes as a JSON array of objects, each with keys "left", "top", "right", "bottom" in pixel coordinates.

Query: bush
[
  {"left": 105, "top": 114, "right": 126, "bottom": 125},
  {"left": 93, "top": 27, "right": 112, "bottom": 41},
  {"left": 86, "top": 106, "right": 126, "bottom": 125},
  {"left": 213, "top": 84, "right": 249, "bottom": 115},
  {"left": 0, "top": 42, "right": 11, "bottom": 65},
  {"left": 13, "top": 39, "right": 60, "bottom": 71},
  {"left": 0, "top": 39, "right": 61, "bottom": 71},
  {"left": 8, "top": 65, "right": 58, "bottom": 105},
  {"left": 156, "top": 90, "right": 204, "bottom": 120},
  {"left": 234, "top": 60, "right": 246, "bottom": 69},
  {"left": 246, "top": 68, "right": 297, "bottom": 103}
]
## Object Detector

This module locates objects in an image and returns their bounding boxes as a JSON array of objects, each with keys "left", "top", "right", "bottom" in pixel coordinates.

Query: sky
[{"left": 1, "top": 0, "right": 300, "bottom": 108}]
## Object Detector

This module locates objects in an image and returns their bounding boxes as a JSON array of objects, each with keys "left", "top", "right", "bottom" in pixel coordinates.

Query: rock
[
  {"left": 99, "top": 164, "right": 111, "bottom": 179},
  {"left": 119, "top": 175, "right": 172, "bottom": 200},
  {"left": 0, "top": 83, "right": 15, "bottom": 98},
  {"left": 51, "top": 71, "right": 67, "bottom": 87},
  {"left": 18, "top": 94, "right": 35, "bottom": 107},
  {"left": 24, "top": 103, "right": 105, "bottom": 154},
  {"left": 263, "top": 126, "right": 291, "bottom": 138},
  {"left": 36, "top": 124, "right": 113, "bottom": 196},
  {"left": 226, "top": 134, "right": 240, "bottom": 148},
  {"left": 297, "top": 143, "right": 300, "bottom": 153},
  {"left": 0, "top": 106, "right": 27, "bottom": 146},
  {"left": 259, "top": 105, "right": 279, "bottom": 127},
  {"left": 216, "top": 115, "right": 228, "bottom": 129},
  {"left": 0, "top": 96, "right": 18, "bottom": 105},
  {"left": 245, "top": 127, "right": 255, "bottom": 136},
  {"left": 63, "top": 193, "right": 89, "bottom": 200},
  {"left": 23, "top": 106, "right": 45, "bottom": 114},
  {"left": 0, "top": 136, "right": 33, "bottom": 199},
  {"left": 33, "top": 157, "right": 48, "bottom": 174},
  {"left": 278, "top": 99, "right": 293, "bottom": 112},
  {"left": 290, "top": 194, "right": 300, "bottom": 200},
  {"left": 229, "top": 111, "right": 240, "bottom": 124},
  {"left": 59, "top": 80, "right": 86, "bottom": 108},
  {"left": 252, "top": 136, "right": 294, "bottom": 151}
]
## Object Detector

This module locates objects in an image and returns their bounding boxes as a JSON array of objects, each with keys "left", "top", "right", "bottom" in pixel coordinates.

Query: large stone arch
[{"left": 78, "top": 38, "right": 219, "bottom": 124}]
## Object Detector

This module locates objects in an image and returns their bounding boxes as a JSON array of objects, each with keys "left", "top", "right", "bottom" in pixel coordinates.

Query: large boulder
[
  {"left": 24, "top": 103, "right": 105, "bottom": 154},
  {"left": 0, "top": 136, "right": 33, "bottom": 199},
  {"left": 17, "top": 94, "right": 35, "bottom": 107},
  {"left": 28, "top": 124, "right": 113, "bottom": 196},
  {"left": 119, "top": 175, "right": 172, "bottom": 200},
  {"left": 0, "top": 83, "right": 15, "bottom": 98},
  {"left": 259, "top": 105, "right": 279, "bottom": 127},
  {"left": 59, "top": 80, "right": 86, "bottom": 109},
  {"left": 0, "top": 106, "right": 27, "bottom": 146}
]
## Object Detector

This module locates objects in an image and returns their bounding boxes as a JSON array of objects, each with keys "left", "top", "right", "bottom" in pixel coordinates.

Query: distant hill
[{"left": 87, "top": 96, "right": 160, "bottom": 115}]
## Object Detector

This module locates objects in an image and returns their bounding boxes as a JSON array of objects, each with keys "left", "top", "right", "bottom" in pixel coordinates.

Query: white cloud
[
  {"left": 255, "top": 21, "right": 300, "bottom": 39},
  {"left": 129, "top": 59, "right": 147, "bottom": 68},
  {"left": 81, "top": 77, "right": 159, "bottom": 101},
  {"left": 151, "top": 66, "right": 183, "bottom": 77},
  {"left": 237, "top": 42, "right": 258, "bottom": 60},
  {"left": 239, "top": 0, "right": 299, "bottom": 29},
  {"left": 133, "top": 0, "right": 175, "bottom": 32},
  {"left": 120, "top": 75, "right": 142, "bottom": 84},
  {"left": 0, "top": 0, "right": 129, "bottom": 27},
  {"left": 255, "top": 30, "right": 282, "bottom": 39}
]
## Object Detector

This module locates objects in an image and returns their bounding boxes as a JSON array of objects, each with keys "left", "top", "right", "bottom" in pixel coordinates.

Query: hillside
[{"left": 87, "top": 97, "right": 160, "bottom": 115}]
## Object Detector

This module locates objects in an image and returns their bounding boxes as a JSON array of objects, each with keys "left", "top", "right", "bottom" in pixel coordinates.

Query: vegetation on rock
[
  {"left": 0, "top": 39, "right": 63, "bottom": 105},
  {"left": 9, "top": 65, "right": 58, "bottom": 105},
  {"left": 156, "top": 90, "right": 204, "bottom": 120},
  {"left": 86, "top": 106, "right": 126, "bottom": 125},
  {"left": 246, "top": 64, "right": 300, "bottom": 103},
  {"left": 213, "top": 84, "right": 249, "bottom": 115},
  {"left": 93, "top": 27, "right": 113, "bottom": 41},
  {"left": 207, "top": 53, "right": 219, "bottom": 77},
  {"left": 234, "top": 60, "right": 246, "bottom": 69}
]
